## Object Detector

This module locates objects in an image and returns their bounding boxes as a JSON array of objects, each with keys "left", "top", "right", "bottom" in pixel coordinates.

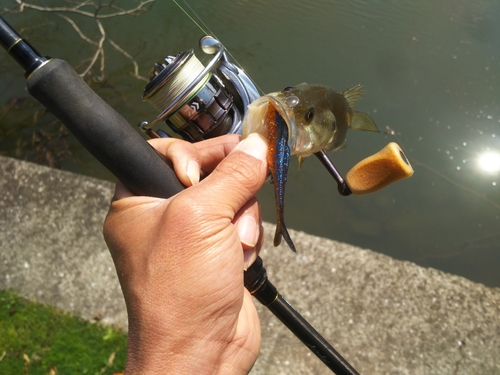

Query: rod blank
[{"left": 0, "top": 16, "right": 47, "bottom": 76}]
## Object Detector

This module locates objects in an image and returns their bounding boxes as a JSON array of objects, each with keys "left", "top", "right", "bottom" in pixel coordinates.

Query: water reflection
[
  {"left": 478, "top": 151, "right": 500, "bottom": 174},
  {"left": 1, "top": 0, "right": 499, "bottom": 286}
]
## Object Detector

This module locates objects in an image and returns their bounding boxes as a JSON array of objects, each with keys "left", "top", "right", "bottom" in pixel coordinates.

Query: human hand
[{"left": 103, "top": 133, "right": 268, "bottom": 374}]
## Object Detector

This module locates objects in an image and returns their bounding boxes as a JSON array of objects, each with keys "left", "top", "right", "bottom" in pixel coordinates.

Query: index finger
[{"left": 150, "top": 134, "right": 241, "bottom": 178}]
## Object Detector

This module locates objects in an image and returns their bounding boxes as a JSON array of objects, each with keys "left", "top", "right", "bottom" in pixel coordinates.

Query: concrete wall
[{"left": 1, "top": 155, "right": 499, "bottom": 375}]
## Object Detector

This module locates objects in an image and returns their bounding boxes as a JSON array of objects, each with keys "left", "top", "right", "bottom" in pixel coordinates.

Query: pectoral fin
[
  {"left": 350, "top": 112, "right": 379, "bottom": 132},
  {"left": 332, "top": 140, "right": 347, "bottom": 151}
]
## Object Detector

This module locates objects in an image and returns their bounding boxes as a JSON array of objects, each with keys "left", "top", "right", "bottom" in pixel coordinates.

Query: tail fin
[{"left": 274, "top": 220, "right": 297, "bottom": 252}]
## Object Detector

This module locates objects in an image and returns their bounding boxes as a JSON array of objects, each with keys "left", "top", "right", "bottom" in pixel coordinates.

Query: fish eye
[
  {"left": 305, "top": 107, "right": 315, "bottom": 124},
  {"left": 282, "top": 86, "right": 293, "bottom": 92}
]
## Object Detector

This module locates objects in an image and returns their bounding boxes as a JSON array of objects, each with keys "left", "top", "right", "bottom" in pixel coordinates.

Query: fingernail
[
  {"left": 236, "top": 214, "right": 259, "bottom": 248},
  {"left": 243, "top": 249, "right": 258, "bottom": 271},
  {"left": 234, "top": 133, "right": 268, "bottom": 161},
  {"left": 186, "top": 159, "right": 200, "bottom": 186}
]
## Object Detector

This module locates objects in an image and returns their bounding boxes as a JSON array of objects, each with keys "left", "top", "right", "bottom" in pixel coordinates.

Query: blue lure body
[{"left": 267, "top": 107, "right": 296, "bottom": 252}]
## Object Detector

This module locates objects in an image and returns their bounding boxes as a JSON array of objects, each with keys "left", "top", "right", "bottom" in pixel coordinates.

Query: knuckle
[{"left": 219, "top": 153, "right": 264, "bottom": 193}]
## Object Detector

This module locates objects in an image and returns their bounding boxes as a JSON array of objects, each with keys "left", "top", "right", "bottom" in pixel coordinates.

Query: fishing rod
[
  {"left": 0, "top": 18, "right": 183, "bottom": 198},
  {"left": 0, "top": 14, "right": 412, "bottom": 374}
]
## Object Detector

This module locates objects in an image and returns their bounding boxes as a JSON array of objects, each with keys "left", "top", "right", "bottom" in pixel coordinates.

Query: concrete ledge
[{"left": 1, "top": 155, "right": 499, "bottom": 375}]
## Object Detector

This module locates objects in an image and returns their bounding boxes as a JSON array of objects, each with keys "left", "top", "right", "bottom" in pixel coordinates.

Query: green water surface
[{"left": 1, "top": 0, "right": 499, "bottom": 286}]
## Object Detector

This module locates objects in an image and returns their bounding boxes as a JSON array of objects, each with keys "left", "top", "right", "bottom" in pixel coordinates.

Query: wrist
[
  {"left": 123, "top": 315, "right": 253, "bottom": 375},
  {"left": 124, "top": 336, "right": 250, "bottom": 375}
]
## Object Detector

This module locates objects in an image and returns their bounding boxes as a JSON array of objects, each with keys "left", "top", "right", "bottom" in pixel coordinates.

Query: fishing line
[
  {"left": 172, "top": 0, "right": 237, "bottom": 65},
  {"left": 387, "top": 127, "right": 500, "bottom": 211},
  {"left": 172, "top": 0, "right": 265, "bottom": 95},
  {"left": 173, "top": 0, "right": 213, "bottom": 37},
  {"left": 144, "top": 51, "right": 209, "bottom": 115}
]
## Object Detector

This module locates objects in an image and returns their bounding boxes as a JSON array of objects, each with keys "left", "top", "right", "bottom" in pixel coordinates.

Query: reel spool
[{"left": 141, "top": 36, "right": 259, "bottom": 142}]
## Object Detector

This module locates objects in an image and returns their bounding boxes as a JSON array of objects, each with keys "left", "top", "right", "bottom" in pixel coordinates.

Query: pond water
[{"left": 1, "top": 0, "right": 499, "bottom": 287}]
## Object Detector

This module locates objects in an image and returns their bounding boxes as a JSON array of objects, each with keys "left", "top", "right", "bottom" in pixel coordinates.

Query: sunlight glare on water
[{"left": 478, "top": 151, "right": 500, "bottom": 174}]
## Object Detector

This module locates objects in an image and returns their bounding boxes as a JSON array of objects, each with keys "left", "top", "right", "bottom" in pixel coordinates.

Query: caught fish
[{"left": 242, "top": 83, "right": 379, "bottom": 252}]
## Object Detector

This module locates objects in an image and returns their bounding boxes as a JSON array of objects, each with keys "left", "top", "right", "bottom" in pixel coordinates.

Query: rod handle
[{"left": 26, "top": 58, "right": 184, "bottom": 198}]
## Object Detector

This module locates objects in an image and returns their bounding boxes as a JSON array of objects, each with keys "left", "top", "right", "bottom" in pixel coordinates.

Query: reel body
[{"left": 141, "top": 36, "right": 259, "bottom": 142}]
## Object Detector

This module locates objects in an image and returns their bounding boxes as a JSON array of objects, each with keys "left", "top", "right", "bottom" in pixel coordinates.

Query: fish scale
[{"left": 266, "top": 106, "right": 296, "bottom": 252}]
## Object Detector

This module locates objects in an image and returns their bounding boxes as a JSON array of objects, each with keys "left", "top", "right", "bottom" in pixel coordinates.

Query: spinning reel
[{"left": 140, "top": 35, "right": 259, "bottom": 142}]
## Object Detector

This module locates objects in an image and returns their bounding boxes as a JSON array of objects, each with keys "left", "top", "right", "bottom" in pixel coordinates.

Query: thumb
[{"left": 183, "top": 133, "right": 268, "bottom": 219}]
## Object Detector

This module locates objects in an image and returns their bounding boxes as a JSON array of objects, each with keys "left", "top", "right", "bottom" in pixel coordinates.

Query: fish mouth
[{"left": 243, "top": 93, "right": 305, "bottom": 154}]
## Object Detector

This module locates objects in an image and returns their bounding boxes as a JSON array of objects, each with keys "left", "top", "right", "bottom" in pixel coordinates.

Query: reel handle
[{"left": 345, "top": 142, "right": 413, "bottom": 195}]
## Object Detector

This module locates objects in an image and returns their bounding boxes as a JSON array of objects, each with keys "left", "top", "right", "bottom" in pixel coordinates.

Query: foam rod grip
[
  {"left": 345, "top": 142, "right": 413, "bottom": 195},
  {"left": 27, "top": 59, "right": 184, "bottom": 198}
]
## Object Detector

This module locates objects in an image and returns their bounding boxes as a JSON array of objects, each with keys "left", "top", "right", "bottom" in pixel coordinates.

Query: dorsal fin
[{"left": 343, "top": 85, "right": 364, "bottom": 110}]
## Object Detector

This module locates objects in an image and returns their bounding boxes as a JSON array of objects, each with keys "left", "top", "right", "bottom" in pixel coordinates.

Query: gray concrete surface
[{"left": 1, "top": 155, "right": 499, "bottom": 375}]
